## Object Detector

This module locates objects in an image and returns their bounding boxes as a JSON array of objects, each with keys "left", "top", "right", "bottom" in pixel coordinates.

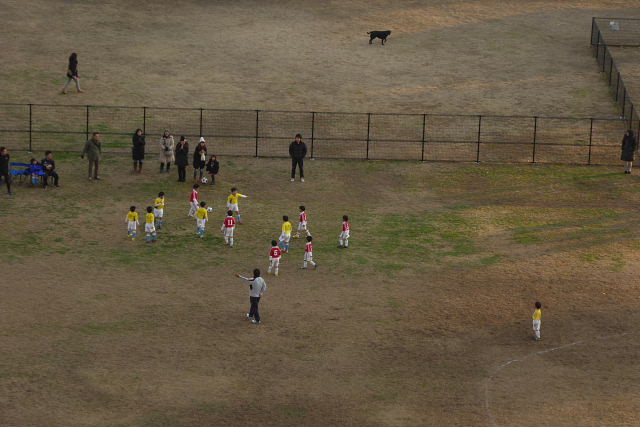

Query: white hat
[{"left": 199, "top": 137, "right": 206, "bottom": 142}]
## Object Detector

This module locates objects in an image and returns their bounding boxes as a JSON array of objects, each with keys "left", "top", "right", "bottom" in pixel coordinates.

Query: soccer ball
[
  {"left": 207, "top": 207, "right": 213, "bottom": 212},
  {"left": 201, "top": 177, "right": 208, "bottom": 184}
]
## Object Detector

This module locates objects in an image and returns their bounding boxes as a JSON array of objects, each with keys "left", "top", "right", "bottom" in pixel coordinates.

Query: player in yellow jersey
[
  {"left": 278, "top": 215, "right": 293, "bottom": 253},
  {"left": 196, "top": 201, "right": 209, "bottom": 238},
  {"left": 532, "top": 301, "right": 542, "bottom": 341},
  {"left": 227, "top": 187, "right": 248, "bottom": 224},
  {"left": 153, "top": 191, "right": 165, "bottom": 229},
  {"left": 144, "top": 206, "right": 157, "bottom": 243},
  {"left": 125, "top": 206, "right": 139, "bottom": 240}
]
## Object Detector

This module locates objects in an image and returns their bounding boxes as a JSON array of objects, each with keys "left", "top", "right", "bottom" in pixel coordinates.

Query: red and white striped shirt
[
  {"left": 305, "top": 242, "right": 313, "bottom": 253},
  {"left": 223, "top": 216, "right": 236, "bottom": 228},
  {"left": 269, "top": 247, "right": 282, "bottom": 258},
  {"left": 342, "top": 221, "right": 350, "bottom": 232},
  {"left": 299, "top": 211, "right": 308, "bottom": 222},
  {"left": 190, "top": 190, "right": 199, "bottom": 203}
]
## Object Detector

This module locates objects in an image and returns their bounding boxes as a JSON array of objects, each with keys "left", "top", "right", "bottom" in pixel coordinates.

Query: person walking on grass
[
  {"left": 159, "top": 130, "right": 175, "bottom": 173},
  {"left": 289, "top": 133, "right": 307, "bottom": 182},
  {"left": 235, "top": 269, "right": 267, "bottom": 324},
  {"left": 0, "top": 147, "right": 13, "bottom": 195},
  {"left": 61, "top": 52, "right": 84, "bottom": 94},
  {"left": 193, "top": 137, "right": 207, "bottom": 182},
  {"left": 175, "top": 136, "right": 189, "bottom": 182},
  {"left": 81, "top": 132, "right": 102, "bottom": 180},
  {"left": 132, "top": 128, "right": 145, "bottom": 174},
  {"left": 621, "top": 129, "right": 637, "bottom": 174}
]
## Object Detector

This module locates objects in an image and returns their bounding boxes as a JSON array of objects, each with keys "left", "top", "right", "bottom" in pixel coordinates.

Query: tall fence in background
[
  {"left": 0, "top": 103, "right": 629, "bottom": 165},
  {"left": 591, "top": 17, "right": 640, "bottom": 136}
]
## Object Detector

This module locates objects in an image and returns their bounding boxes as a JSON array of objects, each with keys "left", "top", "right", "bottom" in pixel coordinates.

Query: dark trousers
[
  {"left": 43, "top": 170, "right": 59, "bottom": 186},
  {"left": 0, "top": 172, "right": 11, "bottom": 193},
  {"left": 177, "top": 165, "right": 186, "bottom": 182},
  {"left": 249, "top": 296, "right": 261, "bottom": 321},
  {"left": 88, "top": 160, "right": 99, "bottom": 179},
  {"left": 291, "top": 158, "right": 304, "bottom": 178}
]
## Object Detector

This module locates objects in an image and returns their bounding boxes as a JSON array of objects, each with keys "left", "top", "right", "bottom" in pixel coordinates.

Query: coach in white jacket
[{"left": 236, "top": 269, "right": 267, "bottom": 324}]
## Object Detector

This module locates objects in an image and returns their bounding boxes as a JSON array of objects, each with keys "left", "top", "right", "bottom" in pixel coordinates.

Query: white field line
[{"left": 483, "top": 332, "right": 630, "bottom": 426}]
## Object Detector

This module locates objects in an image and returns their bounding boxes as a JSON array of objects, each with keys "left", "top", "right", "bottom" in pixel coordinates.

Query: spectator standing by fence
[
  {"left": 193, "top": 138, "right": 207, "bottom": 182},
  {"left": 175, "top": 136, "right": 189, "bottom": 182},
  {"left": 289, "top": 133, "right": 307, "bottom": 182},
  {"left": 81, "top": 132, "right": 102, "bottom": 180},
  {"left": 159, "top": 130, "right": 175, "bottom": 173},
  {"left": 41, "top": 150, "right": 59, "bottom": 188},
  {"left": 61, "top": 53, "right": 84, "bottom": 94},
  {"left": 0, "top": 147, "right": 12, "bottom": 195},
  {"left": 132, "top": 129, "right": 145, "bottom": 174},
  {"left": 621, "top": 129, "right": 637, "bottom": 174}
]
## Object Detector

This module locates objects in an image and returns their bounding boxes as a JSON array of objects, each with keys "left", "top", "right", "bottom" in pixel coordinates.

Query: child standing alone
[
  {"left": 301, "top": 236, "right": 318, "bottom": 270},
  {"left": 532, "top": 302, "right": 542, "bottom": 341}
]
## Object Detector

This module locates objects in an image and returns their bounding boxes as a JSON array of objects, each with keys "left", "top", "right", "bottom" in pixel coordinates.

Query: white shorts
[
  {"left": 145, "top": 223, "right": 156, "bottom": 233},
  {"left": 532, "top": 319, "right": 541, "bottom": 332},
  {"left": 298, "top": 222, "right": 308, "bottom": 232},
  {"left": 340, "top": 230, "right": 350, "bottom": 240},
  {"left": 197, "top": 218, "right": 207, "bottom": 229},
  {"left": 127, "top": 221, "right": 137, "bottom": 232},
  {"left": 304, "top": 252, "right": 313, "bottom": 261},
  {"left": 270, "top": 257, "right": 280, "bottom": 267},
  {"left": 227, "top": 203, "right": 239, "bottom": 212},
  {"left": 224, "top": 227, "right": 235, "bottom": 237},
  {"left": 279, "top": 232, "right": 291, "bottom": 243},
  {"left": 153, "top": 208, "right": 163, "bottom": 218}
]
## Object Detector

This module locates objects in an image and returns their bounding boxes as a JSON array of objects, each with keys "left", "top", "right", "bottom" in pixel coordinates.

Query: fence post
[
  {"left": 590, "top": 17, "right": 595, "bottom": 47},
  {"left": 595, "top": 30, "right": 601, "bottom": 62},
  {"left": 629, "top": 105, "right": 634, "bottom": 128},
  {"left": 421, "top": 114, "right": 427, "bottom": 162},
  {"left": 615, "top": 73, "right": 620, "bottom": 101},
  {"left": 532, "top": 116, "right": 538, "bottom": 163},
  {"left": 601, "top": 45, "right": 607, "bottom": 72},
  {"left": 142, "top": 107, "right": 147, "bottom": 135},
  {"left": 476, "top": 115, "right": 482, "bottom": 163},
  {"left": 587, "top": 118, "right": 594, "bottom": 165},
  {"left": 310, "top": 112, "right": 315, "bottom": 159},
  {"left": 622, "top": 90, "right": 626, "bottom": 119},
  {"left": 199, "top": 108, "right": 203, "bottom": 138},
  {"left": 85, "top": 105, "right": 90, "bottom": 141},
  {"left": 255, "top": 110, "right": 260, "bottom": 158},
  {"left": 608, "top": 55, "right": 613, "bottom": 84},
  {"left": 28, "top": 104, "right": 33, "bottom": 152},
  {"left": 366, "top": 113, "right": 371, "bottom": 160}
]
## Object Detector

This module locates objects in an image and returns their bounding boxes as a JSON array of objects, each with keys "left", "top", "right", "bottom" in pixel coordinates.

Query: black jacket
[
  {"left": 132, "top": 133, "right": 145, "bottom": 160},
  {"left": 67, "top": 58, "right": 78, "bottom": 78},
  {"left": 193, "top": 144, "right": 207, "bottom": 168},
  {"left": 289, "top": 141, "right": 307, "bottom": 159},
  {"left": 621, "top": 134, "right": 637, "bottom": 162},
  {"left": 175, "top": 142, "right": 189, "bottom": 167},
  {"left": 206, "top": 159, "right": 219, "bottom": 174},
  {"left": 0, "top": 153, "right": 9, "bottom": 174},
  {"left": 41, "top": 157, "right": 55, "bottom": 172}
]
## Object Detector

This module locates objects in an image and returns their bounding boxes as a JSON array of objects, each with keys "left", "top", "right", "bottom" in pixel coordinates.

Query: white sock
[
  {"left": 303, "top": 261, "right": 308, "bottom": 268},
  {"left": 345, "top": 239, "right": 349, "bottom": 247},
  {"left": 275, "top": 267, "right": 279, "bottom": 275},
  {"left": 310, "top": 260, "right": 316, "bottom": 267},
  {"left": 229, "top": 238, "right": 233, "bottom": 246},
  {"left": 339, "top": 239, "right": 343, "bottom": 246}
]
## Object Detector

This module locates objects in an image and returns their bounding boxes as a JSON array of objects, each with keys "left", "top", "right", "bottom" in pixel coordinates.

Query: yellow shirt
[
  {"left": 154, "top": 197, "right": 165, "bottom": 210},
  {"left": 127, "top": 211, "right": 139, "bottom": 222},
  {"left": 282, "top": 221, "right": 292, "bottom": 234},
  {"left": 227, "top": 193, "right": 245, "bottom": 205},
  {"left": 532, "top": 309, "right": 542, "bottom": 320},
  {"left": 146, "top": 212, "right": 155, "bottom": 224},
  {"left": 196, "top": 207, "right": 208, "bottom": 220}
]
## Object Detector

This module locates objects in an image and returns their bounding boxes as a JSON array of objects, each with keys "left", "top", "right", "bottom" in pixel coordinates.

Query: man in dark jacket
[
  {"left": 0, "top": 146, "right": 12, "bottom": 195},
  {"left": 289, "top": 133, "right": 307, "bottom": 182},
  {"left": 41, "top": 150, "right": 59, "bottom": 188}
]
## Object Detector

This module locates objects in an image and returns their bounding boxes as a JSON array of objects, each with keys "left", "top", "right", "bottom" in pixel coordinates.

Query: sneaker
[
  {"left": 290, "top": 178, "right": 295, "bottom": 182},
  {"left": 313, "top": 264, "right": 318, "bottom": 269},
  {"left": 94, "top": 176, "right": 101, "bottom": 180},
  {"left": 251, "top": 319, "right": 261, "bottom": 324},
  {"left": 238, "top": 221, "right": 244, "bottom": 225},
  {"left": 299, "top": 266, "right": 307, "bottom": 269},
  {"left": 246, "top": 313, "right": 252, "bottom": 318},
  {"left": 274, "top": 273, "right": 279, "bottom": 277},
  {"left": 337, "top": 245, "right": 343, "bottom": 248},
  {"left": 301, "top": 178, "right": 305, "bottom": 182}
]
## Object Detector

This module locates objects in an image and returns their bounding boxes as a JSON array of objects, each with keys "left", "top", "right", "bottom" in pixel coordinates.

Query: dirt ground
[{"left": 1, "top": 155, "right": 640, "bottom": 426}]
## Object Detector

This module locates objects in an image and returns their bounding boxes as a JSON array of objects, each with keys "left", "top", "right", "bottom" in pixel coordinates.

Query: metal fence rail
[{"left": 0, "top": 103, "right": 630, "bottom": 165}]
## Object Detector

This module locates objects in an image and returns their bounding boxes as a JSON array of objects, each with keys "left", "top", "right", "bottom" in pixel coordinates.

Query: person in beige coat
[{"left": 159, "top": 130, "right": 175, "bottom": 173}]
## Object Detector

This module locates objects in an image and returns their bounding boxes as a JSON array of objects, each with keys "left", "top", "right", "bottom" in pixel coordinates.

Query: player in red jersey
[
  {"left": 267, "top": 240, "right": 282, "bottom": 276},
  {"left": 301, "top": 235, "right": 318, "bottom": 269},
  {"left": 188, "top": 183, "right": 199, "bottom": 217},
  {"left": 220, "top": 210, "right": 236, "bottom": 247},
  {"left": 338, "top": 215, "right": 350, "bottom": 248},
  {"left": 293, "top": 205, "right": 311, "bottom": 238}
]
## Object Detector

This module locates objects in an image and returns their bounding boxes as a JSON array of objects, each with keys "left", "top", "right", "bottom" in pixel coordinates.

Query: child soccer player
[
  {"left": 532, "top": 301, "right": 542, "bottom": 341},
  {"left": 145, "top": 206, "right": 157, "bottom": 243},
  {"left": 267, "top": 240, "right": 282, "bottom": 276},
  {"left": 221, "top": 210, "right": 236, "bottom": 247},
  {"left": 338, "top": 215, "right": 350, "bottom": 248},
  {"left": 153, "top": 191, "right": 165, "bottom": 229},
  {"left": 227, "top": 187, "right": 248, "bottom": 224},
  {"left": 188, "top": 184, "right": 199, "bottom": 218},
  {"left": 126, "top": 206, "right": 139, "bottom": 240},
  {"left": 293, "top": 205, "right": 311, "bottom": 238},
  {"left": 301, "top": 236, "right": 318, "bottom": 269},
  {"left": 278, "top": 215, "right": 292, "bottom": 253},
  {"left": 196, "top": 201, "right": 208, "bottom": 238}
]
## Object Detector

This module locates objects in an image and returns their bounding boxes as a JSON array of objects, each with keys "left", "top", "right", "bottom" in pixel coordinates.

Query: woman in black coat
[
  {"left": 61, "top": 52, "right": 84, "bottom": 94},
  {"left": 175, "top": 136, "right": 189, "bottom": 182},
  {"left": 132, "top": 128, "right": 145, "bottom": 173},
  {"left": 193, "top": 138, "right": 207, "bottom": 181},
  {"left": 621, "top": 129, "right": 637, "bottom": 174}
]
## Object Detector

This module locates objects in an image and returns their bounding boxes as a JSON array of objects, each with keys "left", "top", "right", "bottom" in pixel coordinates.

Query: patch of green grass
[
  {"left": 479, "top": 254, "right": 503, "bottom": 265},
  {"left": 387, "top": 297, "right": 402, "bottom": 310},
  {"left": 581, "top": 253, "right": 600, "bottom": 263},
  {"left": 610, "top": 256, "right": 625, "bottom": 272},
  {"left": 278, "top": 406, "right": 307, "bottom": 418},
  {"left": 74, "top": 321, "right": 140, "bottom": 335}
]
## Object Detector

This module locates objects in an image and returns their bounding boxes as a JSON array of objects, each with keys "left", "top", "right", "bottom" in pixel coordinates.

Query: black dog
[{"left": 367, "top": 30, "right": 391, "bottom": 45}]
